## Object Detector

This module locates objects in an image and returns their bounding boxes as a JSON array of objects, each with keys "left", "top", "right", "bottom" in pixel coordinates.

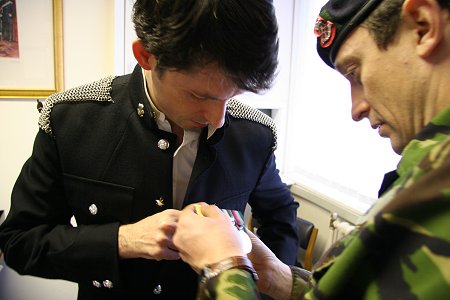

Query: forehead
[
  {"left": 165, "top": 64, "right": 241, "bottom": 98},
  {"left": 334, "top": 27, "right": 373, "bottom": 73}
]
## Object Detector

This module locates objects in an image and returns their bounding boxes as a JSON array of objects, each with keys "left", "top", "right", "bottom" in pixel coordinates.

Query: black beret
[{"left": 315, "top": 0, "right": 384, "bottom": 68}]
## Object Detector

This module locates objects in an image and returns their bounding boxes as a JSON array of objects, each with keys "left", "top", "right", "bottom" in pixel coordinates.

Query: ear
[
  {"left": 132, "top": 39, "right": 156, "bottom": 70},
  {"left": 402, "top": 0, "right": 444, "bottom": 58}
]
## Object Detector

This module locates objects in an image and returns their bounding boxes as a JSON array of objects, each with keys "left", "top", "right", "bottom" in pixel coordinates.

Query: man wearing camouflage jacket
[{"left": 172, "top": 0, "right": 450, "bottom": 299}]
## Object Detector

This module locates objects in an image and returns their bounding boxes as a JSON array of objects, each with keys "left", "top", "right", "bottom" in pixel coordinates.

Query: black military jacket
[{"left": 0, "top": 65, "right": 299, "bottom": 300}]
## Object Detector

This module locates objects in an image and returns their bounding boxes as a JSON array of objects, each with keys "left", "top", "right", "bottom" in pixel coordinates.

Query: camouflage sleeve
[
  {"left": 197, "top": 268, "right": 261, "bottom": 300},
  {"left": 290, "top": 265, "right": 313, "bottom": 299},
  {"left": 195, "top": 265, "right": 313, "bottom": 300}
]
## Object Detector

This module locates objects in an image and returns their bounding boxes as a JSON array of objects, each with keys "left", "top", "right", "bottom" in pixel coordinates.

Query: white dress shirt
[{"left": 142, "top": 70, "right": 217, "bottom": 209}]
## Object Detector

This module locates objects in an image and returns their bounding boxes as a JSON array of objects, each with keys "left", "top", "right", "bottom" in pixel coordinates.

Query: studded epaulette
[
  {"left": 227, "top": 98, "right": 277, "bottom": 150},
  {"left": 38, "top": 76, "right": 116, "bottom": 136}
]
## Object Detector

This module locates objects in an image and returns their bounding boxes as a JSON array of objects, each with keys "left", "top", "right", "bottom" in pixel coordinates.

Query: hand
[
  {"left": 118, "top": 209, "right": 181, "bottom": 260},
  {"left": 247, "top": 230, "right": 292, "bottom": 299},
  {"left": 173, "top": 203, "right": 246, "bottom": 272}
]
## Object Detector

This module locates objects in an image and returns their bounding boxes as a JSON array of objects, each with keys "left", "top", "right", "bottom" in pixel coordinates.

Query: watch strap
[{"left": 201, "top": 256, "right": 259, "bottom": 283}]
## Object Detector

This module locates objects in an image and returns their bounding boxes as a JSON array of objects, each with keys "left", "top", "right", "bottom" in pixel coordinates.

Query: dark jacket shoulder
[
  {"left": 226, "top": 98, "right": 277, "bottom": 150},
  {"left": 38, "top": 76, "right": 117, "bottom": 136}
]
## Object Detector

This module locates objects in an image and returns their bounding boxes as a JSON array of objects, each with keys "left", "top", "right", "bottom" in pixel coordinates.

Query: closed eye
[
  {"left": 344, "top": 67, "right": 361, "bottom": 85},
  {"left": 192, "top": 93, "right": 206, "bottom": 99},
  {"left": 190, "top": 92, "right": 210, "bottom": 101}
]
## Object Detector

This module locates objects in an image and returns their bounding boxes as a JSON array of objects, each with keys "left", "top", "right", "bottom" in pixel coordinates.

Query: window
[{"left": 282, "top": 0, "right": 401, "bottom": 214}]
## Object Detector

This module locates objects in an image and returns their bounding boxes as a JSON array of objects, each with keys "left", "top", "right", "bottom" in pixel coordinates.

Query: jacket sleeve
[
  {"left": 197, "top": 268, "right": 261, "bottom": 300},
  {"left": 0, "top": 129, "right": 122, "bottom": 287},
  {"left": 248, "top": 152, "right": 299, "bottom": 265},
  {"left": 197, "top": 266, "right": 312, "bottom": 300}
]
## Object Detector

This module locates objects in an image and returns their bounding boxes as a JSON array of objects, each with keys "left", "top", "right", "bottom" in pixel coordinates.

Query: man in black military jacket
[{"left": 0, "top": 0, "right": 299, "bottom": 299}]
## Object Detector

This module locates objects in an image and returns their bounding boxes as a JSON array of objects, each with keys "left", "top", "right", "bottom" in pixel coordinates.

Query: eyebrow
[{"left": 334, "top": 56, "right": 348, "bottom": 74}]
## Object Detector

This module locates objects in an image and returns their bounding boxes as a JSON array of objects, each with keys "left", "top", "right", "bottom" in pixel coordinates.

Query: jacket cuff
[{"left": 289, "top": 265, "right": 312, "bottom": 300}]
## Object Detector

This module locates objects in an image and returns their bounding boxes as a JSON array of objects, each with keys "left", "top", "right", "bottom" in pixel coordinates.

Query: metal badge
[
  {"left": 137, "top": 103, "right": 145, "bottom": 118},
  {"left": 155, "top": 197, "right": 165, "bottom": 207},
  {"left": 89, "top": 204, "right": 98, "bottom": 215},
  {"left": 157, "top": 139, "right": 170, "bottom": 150},
  {"left": 153, "top": 284, "right": 162, "bottom": 294},
  {"left": 314, "top": 16, "right": 336, "bottom": 48}
]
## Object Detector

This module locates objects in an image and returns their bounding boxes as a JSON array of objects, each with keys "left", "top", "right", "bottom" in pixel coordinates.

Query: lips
[
  {"left": 192, "top": 120, "right": 208, "bottom": 128},
  {"left": 371, "top": 122, "right": 389, "bottom": 137},
  {"left": 371, "top": 123, "right": 381, "bottom": 130}
]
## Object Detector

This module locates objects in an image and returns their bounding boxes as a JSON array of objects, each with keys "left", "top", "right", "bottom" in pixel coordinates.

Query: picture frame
[{"left": 0, "top": 0, "right": 63, "bottom": 98}]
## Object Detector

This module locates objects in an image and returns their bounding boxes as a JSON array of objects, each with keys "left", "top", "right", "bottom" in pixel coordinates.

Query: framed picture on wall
[{"left": 0, "top": 0, "right": 63, "bottom": 98}]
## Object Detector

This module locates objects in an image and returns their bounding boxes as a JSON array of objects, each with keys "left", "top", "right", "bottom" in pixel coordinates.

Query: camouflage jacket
[{"left": 200, "top": 105, "right": 450, "bottom": 299}]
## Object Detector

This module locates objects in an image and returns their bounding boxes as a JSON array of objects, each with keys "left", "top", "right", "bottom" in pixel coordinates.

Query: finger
[
  {"left": 200, "top": 204, "right": 224, "bottom": 218},
  {"left": 248, "top": 229, "right": 266, "bottom": 247},
  {"left": 165, "top": 236, "right": 178, "bottom": 252},
  {"left": 161, "top": 220, "right": 178, "bottom": 236},
  {"left": 165, "top": 209, "right": 181, "bottom": 221},
  {"left": 163, "top": 247, "right": 181, "bottom": 260},
  {"left": 247, "top": 229, "right": 258, "bottom": 240},
  {"left": 247, "top": 230, "right": 271, "bottom": 254},
  {"left": 181, "top": 203, "right": 197, "bottom": 212},
  {"left": 182, "top": 202, "right": 207, "bottom": 213}
]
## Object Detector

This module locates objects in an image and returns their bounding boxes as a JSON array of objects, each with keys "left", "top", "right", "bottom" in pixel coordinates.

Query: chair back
[
  {"left": 296, "top": 217, "right": 318, "bottom": 271},
  {"left": 247, "top": 216, "right": 318, "bottom": 271}
]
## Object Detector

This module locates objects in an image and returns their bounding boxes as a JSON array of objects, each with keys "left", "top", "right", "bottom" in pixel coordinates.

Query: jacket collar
[{"left": 396, "top": 105, "right": 450, "bottom": 186}]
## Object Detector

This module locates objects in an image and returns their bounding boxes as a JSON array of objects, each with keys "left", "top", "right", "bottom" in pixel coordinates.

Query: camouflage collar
[{"left": 395, "top": 105, "right": 450, "bottom": 187}]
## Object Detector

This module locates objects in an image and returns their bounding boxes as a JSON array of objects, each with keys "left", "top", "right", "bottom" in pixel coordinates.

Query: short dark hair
[
  {"left": 364, "top": 0, "right": 450, "bottom": 49},
  {"left": 133, "top": 0, "right": 279, "bottom": 93},
  {"left": 362, "top": 0, "right": 403, "bottom": 49}
]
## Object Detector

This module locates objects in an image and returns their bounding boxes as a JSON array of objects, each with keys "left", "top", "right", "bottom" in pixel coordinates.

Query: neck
[{"left": 170, "top": 122, "right": 184, "bottom": 147}]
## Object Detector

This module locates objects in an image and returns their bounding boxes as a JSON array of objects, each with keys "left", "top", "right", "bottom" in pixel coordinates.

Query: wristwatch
[{"left": 200, "top": 256, "right": 259, "bottom": 283}]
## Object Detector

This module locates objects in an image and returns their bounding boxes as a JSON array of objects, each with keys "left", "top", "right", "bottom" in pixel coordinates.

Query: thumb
[{"left": 199, "top": 204, "right": 225, "bottom": 219}]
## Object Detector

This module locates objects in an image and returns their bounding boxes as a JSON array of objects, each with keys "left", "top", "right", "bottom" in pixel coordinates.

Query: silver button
[
  {"left": 89, "top": 204, "right": 98, "bottom": 215},
  {"left": 92, "top": 280, "right": 101, "bottom": 288},
  {"left": 157, "top": 139, "right": 169, "bottom": 150},
  {"left": 153, "top": 284, "right": 162, "bottom": 294},
  {"left": 103, "top": 280, "right": 113, "bottom": 289}
]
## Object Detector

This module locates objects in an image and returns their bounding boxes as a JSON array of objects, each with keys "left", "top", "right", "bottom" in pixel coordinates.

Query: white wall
[
  {"left": 294, "top": 195, "right": 332, "bottom": 262},
  {"left": 0, "top": 1, "right": 114, "bottom": 299}
]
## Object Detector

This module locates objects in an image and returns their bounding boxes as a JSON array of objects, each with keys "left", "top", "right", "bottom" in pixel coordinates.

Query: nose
[
  {"left": 205, "top": 100, "right": 227, "bottom": 128},
  {"left": 350, "top": 88, "right": 370, "bottom": 122}
]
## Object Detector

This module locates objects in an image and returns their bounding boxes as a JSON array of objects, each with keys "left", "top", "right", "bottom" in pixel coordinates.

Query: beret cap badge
[
  {"left": 314, "top": 16, "right": 337, "bottom": 48},
  {"left": 315, "top": 0, "right": 384, "bottom": 68}
]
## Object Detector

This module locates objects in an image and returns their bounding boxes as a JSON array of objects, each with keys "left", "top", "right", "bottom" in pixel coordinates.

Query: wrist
[
  {"left": 266, "top": 262, "right": 292, "bottom": 300},
  {"left": 118, "top": 224, "right": 135, "bottom": 259}
]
